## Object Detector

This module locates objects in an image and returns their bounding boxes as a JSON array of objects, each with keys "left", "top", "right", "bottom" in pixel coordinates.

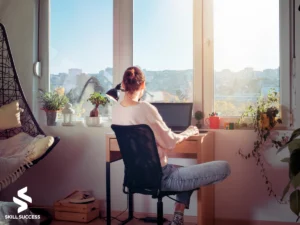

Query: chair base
[
  {"left": 120, "top": 216, "right": 168, "bottom": 225},
  {"left": 141, "top": 216, "right": 168, "bottom": 223}
]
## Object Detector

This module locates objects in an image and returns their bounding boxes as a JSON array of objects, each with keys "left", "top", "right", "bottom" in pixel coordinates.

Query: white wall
[
  {"left": 0, "top": 126, "right": 295, "bottom": 223},
  {"left": 0, "top": 0, "right": 39, "bottom": 116},
  {"left": 0, "top": 125, "right": 199, "bottom": 216}
]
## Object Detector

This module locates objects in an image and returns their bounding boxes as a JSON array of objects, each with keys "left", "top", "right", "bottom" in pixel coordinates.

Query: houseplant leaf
[
  {"left": 288, "top": 140, "right": 300, "bottom": 154},
  {"left": 290, "top": 190, "right": 300, "bottom": 216},
  {"left": 280, "top": 158, "right": 290, "bottom": 163},
  {"left": 290, "top": 149, "right": 300, "bottom": 178},
  {"left": 288, "top": 128, "right": 300, "bottom": 143},
  {"left": 292, "top": 173, "right": 300, "bottom": 189}
]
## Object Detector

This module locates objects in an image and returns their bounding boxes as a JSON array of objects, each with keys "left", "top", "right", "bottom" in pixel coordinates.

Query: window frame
[
  {"left": 294, "top": 0, "right": 300, "bottom": 128},
  {"left": 40, "top": 0, "right": 292, "bottom": 128},
  {"left": 202, "top": 0, "right": 292, "bottom": 128}
]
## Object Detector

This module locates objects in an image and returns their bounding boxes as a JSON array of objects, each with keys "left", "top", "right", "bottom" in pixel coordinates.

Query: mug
[{"left": 205, "top": 116, "right": 220, "bottom": 129}]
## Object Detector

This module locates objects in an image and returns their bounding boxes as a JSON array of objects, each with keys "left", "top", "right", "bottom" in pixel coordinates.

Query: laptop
[{"left": 151, "top": 103, "right": 193, "bottom": 134}]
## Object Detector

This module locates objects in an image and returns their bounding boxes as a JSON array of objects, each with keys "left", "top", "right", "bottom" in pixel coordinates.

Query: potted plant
[
  {"left": 194, "top": 110, "right": 204, "bottom": 129},
  {"left": 209, "top": 112, "right": 218, "bottom": 117},
  {"left": 86, "top": 92, "right": 109, "bottom": 126},
  {"left": 237, "top": 88, "right": 283, "bottom": 199},
  {"left": 238, "top": 88, "right": 282, "bottom": 130},
  {"left": 39, "top": 89, "right": 69, "bottom": 126},
  {"left": 276, "top": 128, "right": 300, "bottom": 222},
  {"left": 87, "top": 92, "right": 110, "bottom": 117},
  {"left": 205, "top": 112, "right": 220, "bottom": 129},
  {"left": 238, "top": 89, "right": 282, "bottom": 148}
]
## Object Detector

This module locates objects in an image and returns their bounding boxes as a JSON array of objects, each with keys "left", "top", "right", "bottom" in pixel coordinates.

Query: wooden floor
[
  {"left": 51, "top": 218, "right": 196, "bottom": 224},
  {"left": 48, "top": 209, "right": 197, "bottom": 225}
]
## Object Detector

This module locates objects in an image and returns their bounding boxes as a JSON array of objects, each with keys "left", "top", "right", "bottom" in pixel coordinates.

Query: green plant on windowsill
[
  {"left": 238, "top": 88, "right": 282, "bottom": 144},
  {"left": 87, "top": 92, "right": 110, "bottom": 117},
  {"left": 237, "top": 88, "right": 283, "bottom": 200},
  {"left": 39, "top": 89, "right": 69, "bottom": 126},
  {"left": 194, "top": 110, "right": 204, "bottom": 129},
  {"left": 40, "top": 90, "right": 69, "bottom": 111},
  {"left": 276, "top": 128, "right": 300, "bottom": 222}
]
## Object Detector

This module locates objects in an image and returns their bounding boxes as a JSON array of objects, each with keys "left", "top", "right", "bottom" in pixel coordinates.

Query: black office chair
[{"left": 111, "top": 124, "right": 183, "bottom": 225}]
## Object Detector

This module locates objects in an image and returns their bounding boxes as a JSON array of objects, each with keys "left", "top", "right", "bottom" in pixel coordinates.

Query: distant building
[
  {"left": 58, "top": 73, "right": 68, "bottom": 85},
  {"left": 50, "top": 74, "right": 60, "bottom": 91},
  {"left": 69, "top": 68, "right": 82, "bottom": 77},
  {"left": 63, "top": 69, "right": 82, "bottom": 92}
]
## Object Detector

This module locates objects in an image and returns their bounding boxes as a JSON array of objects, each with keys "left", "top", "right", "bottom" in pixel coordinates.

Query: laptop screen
[{"left": 151, "top": 103, "right": 193, "bottom": 131}]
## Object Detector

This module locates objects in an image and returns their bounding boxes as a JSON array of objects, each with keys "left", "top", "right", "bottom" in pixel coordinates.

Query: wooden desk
[{"left": 106, "top": 132, "right": 215, "bottom": 225}]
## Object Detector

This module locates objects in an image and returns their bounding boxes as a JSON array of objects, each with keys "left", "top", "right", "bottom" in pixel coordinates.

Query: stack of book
[{"left": 54, "top": 190, "right": 100, "bottom": 223}]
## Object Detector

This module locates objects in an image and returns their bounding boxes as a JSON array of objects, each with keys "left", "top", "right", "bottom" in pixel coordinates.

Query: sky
[{"left": 50, "top": 0, "right": 279, "bottom": 74}]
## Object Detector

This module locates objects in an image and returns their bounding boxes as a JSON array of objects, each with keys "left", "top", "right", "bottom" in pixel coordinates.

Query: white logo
[{"left": 13, "top": 187, "right": 32, "bottom": 213}]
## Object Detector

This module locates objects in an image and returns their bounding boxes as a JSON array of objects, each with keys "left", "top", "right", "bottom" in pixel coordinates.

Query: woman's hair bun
[{"left": 122, "top": 66, "right": 145, "bottom": 93}]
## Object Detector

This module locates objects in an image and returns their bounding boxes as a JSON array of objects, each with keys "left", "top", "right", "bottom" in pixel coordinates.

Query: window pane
[
  {"left": 213, "top": 0, "right": 279, "bottom": 116},
  {"left": 50, "top": 0, "right": 113, "bottom": 118},
  {"left": 133, "top": 0, "right": 193, "bottom": 102}
]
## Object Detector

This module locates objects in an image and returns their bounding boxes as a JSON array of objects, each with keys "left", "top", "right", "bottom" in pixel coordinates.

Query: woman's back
[{"left": 112, "top": 100, "right": 181, "bottom": 166}]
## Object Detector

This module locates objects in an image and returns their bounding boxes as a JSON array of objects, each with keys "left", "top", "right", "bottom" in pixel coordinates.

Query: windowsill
[
  {"left": 199, "top": 126, "right": 294, "bottom": 132},
  {"left": 40, "top": 117, "right": 112, "bottom": 128},
  {"left": 41, "top": 123, "right": 293, "bottom": 131}
]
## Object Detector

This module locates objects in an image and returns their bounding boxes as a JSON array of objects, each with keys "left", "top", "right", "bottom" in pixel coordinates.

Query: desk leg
[
  {"left": 106, "top": 162, "right": 111, "bottom": 225},
  {"left": 197, "top": 132, "right": 215, "bottom": 225}
]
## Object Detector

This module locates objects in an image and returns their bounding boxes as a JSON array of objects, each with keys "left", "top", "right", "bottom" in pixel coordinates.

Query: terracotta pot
[
  {"left": 90, "top": 105, "right": 99, "bottom": 117},
  {"left": 260, "top": 113, "right": 275, "bottom": 129}
]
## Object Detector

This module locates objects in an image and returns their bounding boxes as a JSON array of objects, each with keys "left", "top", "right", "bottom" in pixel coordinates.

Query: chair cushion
[
  {"left": 27, "top": 136, "right": 55, "bottom": 161},
  {"left": 0, "top": 101, "right": 22, "bottom": 130}
]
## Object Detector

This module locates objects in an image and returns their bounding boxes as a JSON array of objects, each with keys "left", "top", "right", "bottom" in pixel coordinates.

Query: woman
[{"left": 112, "top": 66, "right": 231, "bottom": 225}]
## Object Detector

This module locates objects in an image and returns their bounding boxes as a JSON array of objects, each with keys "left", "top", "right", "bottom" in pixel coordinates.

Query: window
[
  {"left": 41, "top": 0, "right": 291, "bottom": 126},
  {"left": 133, "top": 0, "right": 193, "bottom": 102},
  {"left": 50, "top": 0, "right": 113, "bottom": 118},
  {"left": 212, "top": 0, "right": 280, "bottom": 116}
]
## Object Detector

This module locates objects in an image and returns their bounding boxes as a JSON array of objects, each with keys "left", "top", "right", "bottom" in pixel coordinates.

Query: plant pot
[
  {"left": 46, "top": 111, "right": 58, "bottom": 126},
  {"left": 85, "top": 116, "right": 101, "bottom": 127},
  {"left": 260, "top": 113, "right": 275, "bottom": 129},
  {"left": 205, "top": 116, "right": 220, "bottom": 129},
  {"left": 195, "top": 122, "right": 201, "bottom": 129}
]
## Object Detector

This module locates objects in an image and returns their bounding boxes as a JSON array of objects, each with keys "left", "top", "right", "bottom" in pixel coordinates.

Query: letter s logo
[{"left": 13, "top": 187, "right": 32, "bottom": 213}]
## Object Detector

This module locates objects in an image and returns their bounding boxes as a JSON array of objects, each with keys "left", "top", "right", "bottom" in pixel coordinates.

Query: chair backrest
[{"left": 111, "top": 124, "right": 163, "bottom": 195}]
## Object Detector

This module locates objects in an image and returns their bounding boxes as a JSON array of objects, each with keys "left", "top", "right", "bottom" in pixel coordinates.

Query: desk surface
[
  {"left": 106, "top": 132, "right": 209, "bottom": 139},
  {"left": 106, "top": 132, "right": 212, "bottom": 157}
]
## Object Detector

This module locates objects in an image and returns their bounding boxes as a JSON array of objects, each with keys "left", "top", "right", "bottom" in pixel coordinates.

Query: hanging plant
[{"left": 237, "top": 89, "right": 283, "bottom": 200}]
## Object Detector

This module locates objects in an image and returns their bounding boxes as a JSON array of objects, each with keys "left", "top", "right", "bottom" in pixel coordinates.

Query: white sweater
[{"left": 112, "top": 101, "right": 191, "bottom": 166}]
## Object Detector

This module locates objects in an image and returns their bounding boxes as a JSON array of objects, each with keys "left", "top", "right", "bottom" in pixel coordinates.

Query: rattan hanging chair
[{"left": 0, "top": 23, "right": 60, "bottom": 168}]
